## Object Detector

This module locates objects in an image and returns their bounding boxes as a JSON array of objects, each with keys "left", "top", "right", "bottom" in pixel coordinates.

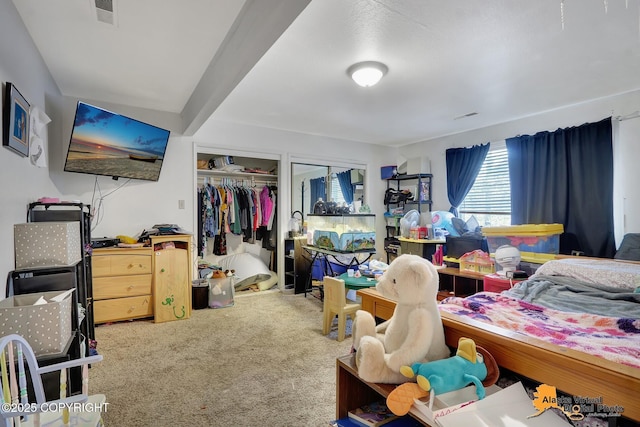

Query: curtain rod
[{"left": 615, "top": 111, "right": 640, "bottom": 121}]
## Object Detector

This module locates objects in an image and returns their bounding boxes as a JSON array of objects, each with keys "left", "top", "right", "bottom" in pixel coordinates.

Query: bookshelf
[{"left": 336, "top": 355, "right": 429, "bottom": 425}]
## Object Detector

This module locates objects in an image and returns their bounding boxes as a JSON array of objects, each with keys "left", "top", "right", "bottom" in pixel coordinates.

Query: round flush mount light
[{"left": 347, "top": 61, "right": 388, "bottom": 87}]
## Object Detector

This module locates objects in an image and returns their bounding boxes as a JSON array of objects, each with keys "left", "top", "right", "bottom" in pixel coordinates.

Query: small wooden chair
[
  {"left": 0, "top": 334, "right": 105, "bottom": 427},
  {"left": 322, "top": 276, "right": 361, "bottom": 342}
]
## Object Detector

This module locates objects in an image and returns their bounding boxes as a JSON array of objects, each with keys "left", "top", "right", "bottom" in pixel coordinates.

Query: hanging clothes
[{"left": 197, "top": 180, "right": 277, "bottom": 256}]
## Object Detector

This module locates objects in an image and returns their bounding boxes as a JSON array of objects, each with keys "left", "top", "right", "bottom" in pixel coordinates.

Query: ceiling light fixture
[{"left": 347, "top": 61, "right": 388, "bottom": 87}]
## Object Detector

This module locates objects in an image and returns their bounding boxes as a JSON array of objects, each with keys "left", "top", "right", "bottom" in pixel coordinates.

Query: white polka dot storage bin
[
  {"left": 0, "top": 290, "right": 73, "bottom": 356},
  {"left": 14, "top": 222, "right": 82, "bottom": 269}
]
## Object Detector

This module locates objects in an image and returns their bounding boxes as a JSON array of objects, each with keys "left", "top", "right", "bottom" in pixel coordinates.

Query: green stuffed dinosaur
[
  {"left": 401, "top": 337, "right": 492, "bottom": 398},
  {"left": 386, "top": 337, "right": 499, "bottom": 416}
]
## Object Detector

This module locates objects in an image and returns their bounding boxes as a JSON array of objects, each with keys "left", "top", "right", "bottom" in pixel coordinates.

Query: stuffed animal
[
  {"left": 386, "top": 337, "right": 499, "bottom": 416},
  {"left": 401, "top": 337, "right": 498, "bottom": 398},
  {"left": 352, "top": 254, "right": 450, "bottom": 384},
  {"left": 207, "top": 269, "right": 227, "bottom": 279}
]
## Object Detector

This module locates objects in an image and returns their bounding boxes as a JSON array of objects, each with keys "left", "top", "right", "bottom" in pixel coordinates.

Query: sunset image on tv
[{"left": 64, "top": 102, "right": 170, "bottom": 181}]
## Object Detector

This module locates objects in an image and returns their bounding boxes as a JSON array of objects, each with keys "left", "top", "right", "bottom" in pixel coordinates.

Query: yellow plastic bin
[{"left": 482, "top": 224, "right": 564, "bottom": 255}]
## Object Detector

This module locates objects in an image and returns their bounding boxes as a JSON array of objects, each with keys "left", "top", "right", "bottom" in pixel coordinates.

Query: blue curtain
[
  {"left": 336, "top": 170, "right": 354, "bottom": 204},
  {"left": 506, "top": 117, "right": 614, "bottom": 258},
  {"left": 309, "top": 177, "right": 326, "bottom": 212},
  {"left": 446, "top": 143, "right": 490, "bottom": 216}
]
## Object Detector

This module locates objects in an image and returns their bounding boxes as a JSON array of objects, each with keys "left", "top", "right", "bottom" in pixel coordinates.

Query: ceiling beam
[{"left": 181, "top": 0, "right": 311, "bottom": 136}]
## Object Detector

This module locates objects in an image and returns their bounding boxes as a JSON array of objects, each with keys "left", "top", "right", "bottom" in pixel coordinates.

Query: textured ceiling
[{"left": 12, "top": 0, "right": 640, "bottom": 146}]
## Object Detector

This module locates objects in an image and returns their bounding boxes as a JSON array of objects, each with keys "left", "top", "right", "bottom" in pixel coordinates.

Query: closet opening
[{"left": 195, "top": 150, "right": 280, "bottom": 293}]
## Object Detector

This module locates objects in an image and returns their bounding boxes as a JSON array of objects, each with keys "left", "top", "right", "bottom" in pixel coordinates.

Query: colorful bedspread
[{"left": 439, "top": 292, "right": 640, "bottom": 369}]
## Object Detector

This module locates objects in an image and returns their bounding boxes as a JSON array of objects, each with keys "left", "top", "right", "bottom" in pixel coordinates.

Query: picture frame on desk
[{"left": 3, "top": 82, "right": 30, "bottom": 157}]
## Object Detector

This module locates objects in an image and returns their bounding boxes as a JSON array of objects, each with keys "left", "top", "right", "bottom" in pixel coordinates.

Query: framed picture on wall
[{"left": 2, "top": 82, "right": 30, "bottom": 157}]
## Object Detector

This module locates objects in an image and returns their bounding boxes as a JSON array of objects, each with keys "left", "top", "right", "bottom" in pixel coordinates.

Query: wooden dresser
[
  {"left": 92, "top": 247, "right": 153, "bottom": 323},
  {"left": 92, "top": 235, "right": 193, "bottom": 324}
]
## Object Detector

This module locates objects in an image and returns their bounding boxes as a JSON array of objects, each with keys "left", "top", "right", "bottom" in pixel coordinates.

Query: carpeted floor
[{"left": 90, "top": 290, "right": 353, "bottom": 426}]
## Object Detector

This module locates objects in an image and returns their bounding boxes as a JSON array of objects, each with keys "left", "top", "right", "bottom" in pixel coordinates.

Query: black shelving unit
[
  {"left": 284, "top": 237, "right": 310, "bottom": 294},
  {"left": 25, "top": 202, "right": 94, "bottom": 353},
  {"left": 6, "top": 202, "right": 95, "bottom": 398},
  {"left": 384, "top": 174, "right": 433, "bottom": 263},
  {"left": 8, "top": 263, "right": 84, "bottom": 398}
]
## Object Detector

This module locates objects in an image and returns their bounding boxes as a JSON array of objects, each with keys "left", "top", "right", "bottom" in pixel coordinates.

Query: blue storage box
[
  {"left": 482, "top": 224, "right": 564, "bottom": 256},
  {"left": 380, "top": 165, "right": 397, "bottom": 180}
]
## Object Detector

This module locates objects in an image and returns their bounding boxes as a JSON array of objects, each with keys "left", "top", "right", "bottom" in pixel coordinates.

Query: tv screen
[{"left": 64, "top": 102, "right": 170, "bottom": 182}]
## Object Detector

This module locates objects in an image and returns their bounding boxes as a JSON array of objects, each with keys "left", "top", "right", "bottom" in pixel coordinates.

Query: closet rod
[{"left": 198, "top": 176, "right": 276, "bottom": 187}]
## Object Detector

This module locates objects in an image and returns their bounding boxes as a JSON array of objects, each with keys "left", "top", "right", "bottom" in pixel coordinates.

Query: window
[
  {"left": 330, "top": 173, "right": 346, "bottom": 205},
  {"left": 459, "top": 144, "right": 511, "bottom": 226}
]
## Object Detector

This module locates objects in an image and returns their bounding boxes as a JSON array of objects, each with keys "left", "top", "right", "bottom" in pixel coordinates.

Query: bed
[
  {"left": 438, "top": 257, "right": 640, "bottom": 423},
  {"left": 358, "top": 257, "right": 640, "bottom": 423}
]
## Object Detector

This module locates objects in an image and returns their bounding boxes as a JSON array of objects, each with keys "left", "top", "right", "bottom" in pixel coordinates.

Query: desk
[{"left": 302, "top": 246, "right": 375, "bottom": 298}]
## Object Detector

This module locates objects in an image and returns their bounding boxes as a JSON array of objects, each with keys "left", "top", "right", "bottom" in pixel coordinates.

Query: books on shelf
[
  {"left": 331, "top": 414, "right": 422, "bottom": 427},
  {"left": 348, "top": 400, "right": 398, "bottom": 426}
]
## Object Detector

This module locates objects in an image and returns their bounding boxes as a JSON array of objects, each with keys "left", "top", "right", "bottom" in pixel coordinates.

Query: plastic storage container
[
  {"left": 482, "top": 224, "right": 564, "bottom": 256},
  {"left": 308, "top": 214, "right": 375, "bottom": 252},
  {"left": 208, "top": 277, "right": 234, "bottom": 309}
]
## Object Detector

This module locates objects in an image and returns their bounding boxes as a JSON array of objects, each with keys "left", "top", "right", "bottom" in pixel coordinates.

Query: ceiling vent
[{"left": 93, "top": 0, "right": 118, "bottom": 26}]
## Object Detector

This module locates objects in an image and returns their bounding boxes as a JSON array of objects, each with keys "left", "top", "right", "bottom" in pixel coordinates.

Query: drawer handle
[
  {"left": 161, "top": 268, "right": 165, "bottom": 273},
  {"left": 127, "top": 285, "right": 134, "bottom": 290},
  {"left": 128, "top": 306, "right": 136, "bottom": 313}
]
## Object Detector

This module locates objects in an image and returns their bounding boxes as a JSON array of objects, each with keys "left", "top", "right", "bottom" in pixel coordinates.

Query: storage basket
[{"left": 0, "top": 290, "right": 73, "bottom": 356}]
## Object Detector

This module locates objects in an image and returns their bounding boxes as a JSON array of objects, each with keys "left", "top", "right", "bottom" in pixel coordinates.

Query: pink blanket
[{"left": 439, "top": 292, "right": 640, "bottom": 369}]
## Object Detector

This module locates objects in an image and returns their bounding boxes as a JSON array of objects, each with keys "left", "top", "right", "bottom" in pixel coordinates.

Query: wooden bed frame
[{"left": 356, "top": 287, "right": 640, "bottom": 423}]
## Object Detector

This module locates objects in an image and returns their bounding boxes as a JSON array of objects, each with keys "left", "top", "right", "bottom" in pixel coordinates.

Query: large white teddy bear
[{"left": 352, "top": 254, "right": 450, "bottom": 384}]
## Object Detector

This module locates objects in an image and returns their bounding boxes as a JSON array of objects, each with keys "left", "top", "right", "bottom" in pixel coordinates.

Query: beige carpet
[{"left": 90, "top": 290, "right": 353, "bottom": 426}]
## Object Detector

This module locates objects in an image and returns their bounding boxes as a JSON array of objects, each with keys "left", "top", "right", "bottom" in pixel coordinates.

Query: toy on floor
[
  {"left": 386, "top": 337, "right": 500, "bottom": 416},
  {"left": 352, "top": 254, "right": 450, "bottom": 384}
]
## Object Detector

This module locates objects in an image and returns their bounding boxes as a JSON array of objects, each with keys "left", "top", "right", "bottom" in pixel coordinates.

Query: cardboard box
[
  {"left": 0, "top": 290, "right": 73, "bottom": 356},
  {"left": 14, "top": 222, "right": 82, "bottom": 269},
  {"left": 407, "top": 156, "right": 431, "bottom": 174}
]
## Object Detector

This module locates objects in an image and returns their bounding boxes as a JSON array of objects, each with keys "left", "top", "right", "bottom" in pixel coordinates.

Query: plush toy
[
  {"left": 352, "top": 254, "right": 450, "bottom": 384},
  {"left": 207, "top": 269, "right": 227, "bottom": 279},
  {"left": 402, "top": 337, "right": 498, "bottom": 398},
  {"left": 386, "top": 337, "right": 499, "bottom": 416}
]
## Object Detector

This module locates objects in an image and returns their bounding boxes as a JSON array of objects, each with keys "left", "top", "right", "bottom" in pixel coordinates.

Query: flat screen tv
[{"left": 64, "top": 102, "right": 170, "bottom": 181}]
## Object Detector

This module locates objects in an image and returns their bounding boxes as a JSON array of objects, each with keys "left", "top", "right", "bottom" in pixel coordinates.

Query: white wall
[
  {"left": 0, "top": 1, "right": 65, "bottom": 281},
  {"left": 0, "top": 1, "right": 196, "bottom": 290},
  {"left": 616, "top": 115, "right": 640, "bottom": 239},
  {"left": 399, "top": 89, "right": 640, "bottom": 247}
]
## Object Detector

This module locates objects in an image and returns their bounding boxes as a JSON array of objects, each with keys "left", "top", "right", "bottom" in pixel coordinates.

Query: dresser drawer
[
  {"left": 92, "top": 254, "right": 151, "bottom": 277},
  {"left": 93, "top": 274, "right": 152, "bottom": 300},
  {"left": 94, "top": 295, "right": 153, "bottom": 324}
]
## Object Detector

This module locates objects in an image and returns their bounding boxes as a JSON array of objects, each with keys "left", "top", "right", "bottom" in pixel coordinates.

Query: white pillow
[{"left": 214, "top": 252, "right": 271, "bottom": 282}]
